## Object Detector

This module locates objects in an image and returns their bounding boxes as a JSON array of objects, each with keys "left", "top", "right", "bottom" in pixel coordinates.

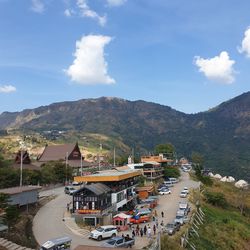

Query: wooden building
[{"left": 73, "top": 183, "right": 114, "bottom": 226}]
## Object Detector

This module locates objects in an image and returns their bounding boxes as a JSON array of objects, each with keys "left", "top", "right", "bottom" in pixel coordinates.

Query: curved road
[{"left": 33, "top": 171, "right": 199, "bottom": 249}]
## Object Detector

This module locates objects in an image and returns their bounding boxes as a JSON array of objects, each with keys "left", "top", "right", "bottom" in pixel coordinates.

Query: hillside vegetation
[{"left": 0, "top": 93, "right": 250, "bottom": 180}]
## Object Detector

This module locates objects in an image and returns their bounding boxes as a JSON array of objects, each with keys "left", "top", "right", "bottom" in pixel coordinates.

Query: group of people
[
  {"left": 131, "top": 224, "right": 156, "bottom": 238},
  {"left": 129, "top": 210, "right": 166, "bottom": 239}
]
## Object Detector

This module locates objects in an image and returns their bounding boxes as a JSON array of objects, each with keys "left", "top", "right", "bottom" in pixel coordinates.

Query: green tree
[
  {"left": 0, "top": 167, "right": 19, "bottom": 188},
  {"left": 154, "top": 143, "right": 175, "bottom": 158},
  {"left": 0, "top": 193, "right": 9, "bottom": 210},
  {"left": 4, "top": 205, "right": 20, "bottom": 229},
  {"left": 164, "top": 167, "right": 180, "bottom": 178}
]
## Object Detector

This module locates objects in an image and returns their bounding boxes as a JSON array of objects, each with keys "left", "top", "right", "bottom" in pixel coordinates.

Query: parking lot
[{"left": 33, "top": 171, "right": 199, "bottom": 249}]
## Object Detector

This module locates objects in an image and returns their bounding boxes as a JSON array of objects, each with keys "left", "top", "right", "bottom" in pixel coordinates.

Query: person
[
  {"left": 136, "top": 225, "right": 139, "bottom": 236},
  {"left": 147, "top": 226, "right": 152, "bottom": 238},
  {"left": 161, "top": 211, "right": 164, "bottom": 218},
  {"left": 140, "top": 228, "right": 143, "bottom": 237},
  {"left": 66, "top": 203, "right": 69, "bottom": 212},
  {"left": 122, "top": 233, "right": 125, "bottom": 238},
  {"left": 144, "top": 225, "right": 147, "bottom": 235},
  {"left": 156, "top": 218, "right": 159, "bottom": 228},
  {"left": 160, "top": 220, "right": 164, "bottom": 226},
  {"left": 153, "top": 224, "right": 156, "bottom": 235},
  {"left": 154, "top": 210, "right": 158, "bottom": 217},
  {"left": 132, "top": 230, "right": 135, "bottom": 238}
]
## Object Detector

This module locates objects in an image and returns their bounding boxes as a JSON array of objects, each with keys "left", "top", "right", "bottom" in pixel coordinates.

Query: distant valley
[{"left": 0, "top": 92, "right": 250, "bottom": 181}]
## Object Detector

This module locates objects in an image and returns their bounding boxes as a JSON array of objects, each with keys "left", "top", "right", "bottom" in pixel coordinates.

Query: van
[{"left": 169, "top": 178, "right": 178, "bottom": 183}]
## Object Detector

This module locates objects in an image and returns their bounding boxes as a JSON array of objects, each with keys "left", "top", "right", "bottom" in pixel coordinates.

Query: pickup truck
[{"left": 101, "top": 236, "right": 135, "bottom": 248}]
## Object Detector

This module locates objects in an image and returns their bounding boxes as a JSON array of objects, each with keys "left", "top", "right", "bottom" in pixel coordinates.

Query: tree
[
  {"left": 164, "top": 167, "right": 180, "bottom": 178},
  {"left": 0, "top": 193, "right": 9, "bottom": 210},
  {"left": 154, "top": 143, "right": 175, "bottom": 157},
  {"left": 191, "top": 152, "right": 204, "bottom": 166},
  {"left": 4, "top": 205, "right": 20, "bottom": 229}
]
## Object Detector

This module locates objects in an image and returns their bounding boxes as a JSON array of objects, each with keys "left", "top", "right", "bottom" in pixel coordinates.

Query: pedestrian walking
[
  {"left": 140, "top": 228, "right": 143, "bottom": 237},
  {"left": 154, "top": 210, "right": 158, "bottom": 217},
  {"left": 144, "top": 225, "right": 147, "bottom": 235},
  {"left": 132, "top": 230, "right": 135, "bottom": 238},
  {"left": 161, "top": 211, "right": 164, "bottom": 218},
  {"left": 153, "top": 224, "right": 156, "bottom": 235},
  {"left": 147, "top": 226, "right": 152, "bottom": 238},
  {"left": 136, "top": 225, "right": 139, "bottom": 236},
  {"left": 160, "top": 220, "right": 164, "bottom": 226},
  {"left": 156, "top": 218, "right": 159, "bottom": 228}
]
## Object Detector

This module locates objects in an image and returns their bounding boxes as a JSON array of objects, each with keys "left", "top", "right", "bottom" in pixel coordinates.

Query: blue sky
[{"left": 0, "top": 0, "right": 250, "bottom": 114}]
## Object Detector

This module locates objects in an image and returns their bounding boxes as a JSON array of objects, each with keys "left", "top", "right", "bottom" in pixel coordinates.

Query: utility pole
[
  {"left": 98, "top": 143, "right": 102, "bottom": 171},
  {"left": 66, "top": 152, "right": 68, "bottom": 185},
  {"left": 80, "top": 153, "right": 83, "bottom": 177},
  {"left": 113, "top": 147, "right": 116, "bottom": 167},
  {"left": 20, "top": 150, "right": 23, "bottom": 187}
]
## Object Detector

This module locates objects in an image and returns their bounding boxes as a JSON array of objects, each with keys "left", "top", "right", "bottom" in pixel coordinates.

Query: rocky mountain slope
[{"left": 0, "top": 93, "right": 250, "bottom": 181}]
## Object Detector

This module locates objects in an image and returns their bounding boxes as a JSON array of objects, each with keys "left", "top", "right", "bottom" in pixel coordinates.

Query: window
[{"left": 116, "top": 239, "right": 123, "bottom": 244}]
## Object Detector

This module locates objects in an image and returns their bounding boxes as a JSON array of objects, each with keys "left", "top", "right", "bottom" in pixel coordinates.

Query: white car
[
  {"left": 180, "top": 191, "right": 187, "bottom": 198},
  {"left": 183, "top": 187, "right": 189, "bottom": 194},
  {"left": 159, "top": 189, "right": 172, "bottom": 195},
  {"left": 89, "top": 226, "right": 117, "bottom": 241}
]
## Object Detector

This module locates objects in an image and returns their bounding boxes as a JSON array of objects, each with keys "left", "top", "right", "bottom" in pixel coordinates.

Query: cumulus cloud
[
  {"left": 238, "top": 27, "right": 250, "bottom": 58},
  {"left": 194, "top": 51, "right": 236, "bottom": 84},
  {"left": 0, "top": 85, "right": 16, "bottom": 93},
  {"left": 66, "top": 35, "right": 115, "bottom": 85},
  {"left": 64, "top": 9, "right": 72, "bottom": 17},
  {"left": 31, "top": 0, "right": 44, "bottom": 13},
  {"left": 77, "top": 0, "right": 106, "bottom": 26},
  {"left": 106, "top": 0, "right": 127, "bottom": 7}
]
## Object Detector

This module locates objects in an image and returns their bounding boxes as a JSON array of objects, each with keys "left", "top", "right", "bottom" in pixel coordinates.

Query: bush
[{"left": 205, "top": 191, "right": 228, "bottom": 208}]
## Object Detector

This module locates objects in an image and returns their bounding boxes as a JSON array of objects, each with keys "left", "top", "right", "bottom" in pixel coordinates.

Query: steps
[{"left": 0, "top": 238, "right": 35, "bottom": 250}]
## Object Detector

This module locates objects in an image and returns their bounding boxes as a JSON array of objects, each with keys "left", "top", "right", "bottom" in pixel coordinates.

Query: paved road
[{"left": 33, "top": 171, "right": 199, "bottom": 249}]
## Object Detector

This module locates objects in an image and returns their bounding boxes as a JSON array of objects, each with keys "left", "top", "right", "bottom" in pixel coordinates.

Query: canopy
[
  {"left": 235, "top": 180, "right": 248, "bottom": 188},
  {"left": 113, "top": 213, "right": 131, "bottom": 220},
  {"left": 213, "top": 174, "right": 222, "bottom": 179}
]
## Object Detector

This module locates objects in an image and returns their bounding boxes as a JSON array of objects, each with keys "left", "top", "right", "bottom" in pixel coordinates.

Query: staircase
[{"left": 0, "top": 238, "right": 34, "bottom": 250}]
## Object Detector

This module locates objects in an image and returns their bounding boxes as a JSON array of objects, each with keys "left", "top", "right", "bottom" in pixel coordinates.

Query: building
[
  {"left": 72, "top": 183, "right": 113, "bottom": 226},
  {"left": 135, "top": 185, "right": 155, "bottom": 199},
  {"left": 12, "top": 150, "right": 40, "bottom": 171},
  {"left": 0, "top": 186, "right": 41, "bottom": 207},
  {"left": 141, "top": 153, "right": 174, "bottom": 166},
  {"left": 74, "top": 167, "right": 142, "bottom": 211},
  {"left": 127, "top": 162, "right": 164, "bottom": 180},
  {"left": 37, "top": 143, "right": 92, "bottom": 175}
]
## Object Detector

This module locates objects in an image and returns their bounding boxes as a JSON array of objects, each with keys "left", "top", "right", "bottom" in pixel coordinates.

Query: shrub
[{"left": 205, "top": 191, "right": 228, "bottom": 208}]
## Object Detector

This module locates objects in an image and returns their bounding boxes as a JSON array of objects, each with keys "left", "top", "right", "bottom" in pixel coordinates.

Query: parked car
[
  {"left": 157, "top": 184, "right": 169, "bottom": 191},
  {"left": 130, "top": 215, "right": 150, "bottom": 224},
  {"left": 159, "top": 188, "right": 171, "bottom": 195},
  {"left": 169, "top": 178, "right": 178, "bottom": 183},
  {"left": 163, "top": 181, "right": 174, "bottom": 187},
  {"left": 89, "top": 225, "right": 117, "bottom": 241},
  {"left": 101, "top": 236, "right": 135, "bottom": 248},
  {"left": 183, "top": 187, "right": 189, "bottom": 194},
  {"left": 164, "top": 222, "right": 180, "bottom": 235},
  {"left": 72, "top": 181, "right": 80, "bottom": 186},
  {"left": 64, "top": 186, "right": 76, "bottom": 195},
  {"left": 180, "top": 190, "right": 188, "bottom": 198},
  {"left": 174, "top": 215, "right": 189, "bottom": 225},
  {"left": 179, "top": 202, "right": 191, "bottom": 214}
]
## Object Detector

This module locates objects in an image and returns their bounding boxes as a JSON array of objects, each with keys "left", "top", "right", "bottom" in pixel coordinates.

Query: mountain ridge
[{"left": 1, "top": 92, "right": 250, "bottom": 181}]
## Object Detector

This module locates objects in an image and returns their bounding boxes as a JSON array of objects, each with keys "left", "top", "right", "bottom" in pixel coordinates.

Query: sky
[{"left": 0, "top": 0, "right": 250, "bottom": 114}]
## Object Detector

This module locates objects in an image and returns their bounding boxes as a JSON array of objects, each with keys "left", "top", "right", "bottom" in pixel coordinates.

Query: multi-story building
[
  {"left": 127, "top": 162, "right": 164, "bottom": 181},
  {"left": 74, "top": 167, "right": 141, "bottom": 212},
  {"left": 141, "top": 153, "right": 174, "bottom": 166}
]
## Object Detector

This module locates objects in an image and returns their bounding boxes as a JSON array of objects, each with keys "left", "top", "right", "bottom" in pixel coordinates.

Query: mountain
[{"left": 0, "top": 93, "right": 250, "bottom": 181}]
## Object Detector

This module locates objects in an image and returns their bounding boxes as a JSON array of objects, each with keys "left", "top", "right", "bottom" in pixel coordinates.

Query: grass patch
[{"left": 188, "top": 204, "right": 250, "bottom": 250}]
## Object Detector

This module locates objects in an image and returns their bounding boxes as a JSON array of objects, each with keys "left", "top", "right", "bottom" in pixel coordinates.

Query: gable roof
[
  {"left": 75, "top": 183, "right": 111, "bottom": 196},
  {"left": 38, "top": 143, "right": 80, "bottom": 162}
]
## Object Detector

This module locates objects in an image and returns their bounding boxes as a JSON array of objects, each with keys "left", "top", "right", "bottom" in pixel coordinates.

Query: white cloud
[
  {"left": 238, "top": 27, "right": 250, "bottom": 58},
  {"left": 194, "top": 51, "right": 236, "bottom": 84},
  {"left": 31, "top": 0, "right": 44, "bottom": 13},
  {"left": 66, "top": 35, "right": 115, "bottom": 85},
  {"left": 0, "top": 85, "right": 16, "bottom": 93},
  {"left": 64, "top": 9, "right": 71, "bottom": 17},
  {"left": 77, "top": 0, "right": 107, "bottom": 26},
  {"left": 106, "top": 0, "right": 127, "bottom": 7}
]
